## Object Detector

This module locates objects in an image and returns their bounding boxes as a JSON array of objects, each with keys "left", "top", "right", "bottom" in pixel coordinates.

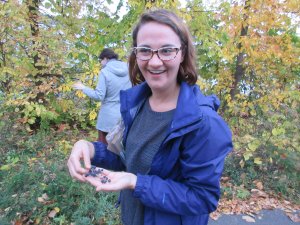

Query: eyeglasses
[{"left": 133, "top": 46, "right": 182, "bottom": 61}]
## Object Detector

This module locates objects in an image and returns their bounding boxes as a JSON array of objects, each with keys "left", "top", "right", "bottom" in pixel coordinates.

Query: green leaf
[
  {"left": 243, "top": 151, "right": 253, "bottom": 161},
  {"left": 272, "top": 128, "right": 285, "bottom": 136},
  {"left": 0, "top": 164, "right": 11, "bottom": 171},
  {"left": 248, "top": 140, "right": 260, "bottom": 152},
  {"left": 28, "top": 117, "right": 36, "bottom": 124}
]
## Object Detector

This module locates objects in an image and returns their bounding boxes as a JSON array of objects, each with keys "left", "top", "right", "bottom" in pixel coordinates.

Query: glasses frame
[{"left": 133, "top": 46, "right": 182, "bottom": 61}]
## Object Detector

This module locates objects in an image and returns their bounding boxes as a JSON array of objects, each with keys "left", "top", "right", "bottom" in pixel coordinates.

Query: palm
[{"left": 85, "top": 168, "right": 134, "bottom": 192}]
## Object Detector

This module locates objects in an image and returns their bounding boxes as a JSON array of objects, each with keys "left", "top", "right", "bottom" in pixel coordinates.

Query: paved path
[{"left": 208, "top": 209, "right": 300, "bottom": 225}]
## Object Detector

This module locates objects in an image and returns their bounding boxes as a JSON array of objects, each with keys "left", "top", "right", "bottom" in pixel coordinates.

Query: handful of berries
[{"left": 85, "top": 166, "right": 111, "bottom": 184}]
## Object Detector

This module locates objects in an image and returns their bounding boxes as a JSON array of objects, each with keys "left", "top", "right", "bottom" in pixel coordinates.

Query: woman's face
[
  {"left": 101, "top": 57, "right": 108, "bottom": 66},
  {"left": 136, "top": 22, "right": 183, "bottom": 92}
]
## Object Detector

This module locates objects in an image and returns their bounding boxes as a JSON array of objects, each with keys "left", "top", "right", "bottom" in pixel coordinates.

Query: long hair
[{"left": 128, "top": 9, "right": 197, "bottom": 86}]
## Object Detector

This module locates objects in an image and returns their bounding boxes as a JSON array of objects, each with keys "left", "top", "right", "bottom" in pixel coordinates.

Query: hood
[
  {"left": 103, "top": 59, "right": 129, "bottom": 77},
  {"left": 168, "top": 82, "right": 220, "bottom": 131},
  {"left": 194, "top": 87, "right": 220, "bottom": 111}
]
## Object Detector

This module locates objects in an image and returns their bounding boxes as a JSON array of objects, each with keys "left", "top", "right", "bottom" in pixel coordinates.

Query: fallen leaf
[
  {"left": 242, "top": 215, "right": 256, "bottom": 222},
  {"left": 37, "top": 193, "right": 50, "bottom": 204},
  {"left": 221, "top": 176, "right": 230, "bottom": 182},
  {"left": 251, "top": 189, "right": 268, "bottom": 198},
  {"left": 210, "top": 211, "right": 221, "bottom": 220},
  {"left": 256, "top": 181, "right": 264, "bottom": 190},
  {"left": 37, "top": 197, "right": 45, "bottom": 203},
  {"left": 42, "top": 193, "right": 49, "bottom": 200},
  {"left": 48, "top": 209, "right": 58, "bottom": 218},
  {"left": 13, "top": 220, "right": 22, "bottom": 225},
  {"left": 286, "top": 212, "right": 300, "bottom": 222}
]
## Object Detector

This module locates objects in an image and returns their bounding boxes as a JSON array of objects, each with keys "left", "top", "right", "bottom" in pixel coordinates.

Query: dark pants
[{"left": 98, "top": 130, "right": 108, "bottom": 145}]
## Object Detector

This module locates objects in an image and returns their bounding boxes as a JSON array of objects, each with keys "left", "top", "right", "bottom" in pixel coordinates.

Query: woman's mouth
[{"left": 148, "top": 70, "right": 165, "bottom": 75}]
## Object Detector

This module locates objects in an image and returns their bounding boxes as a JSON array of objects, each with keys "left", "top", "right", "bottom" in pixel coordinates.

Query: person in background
[
  {"left": 73, "top": 48, "right": 131, "bottom": 144},
  {"left": 68, "top": 9, "right": 233, "bottom": 225}
]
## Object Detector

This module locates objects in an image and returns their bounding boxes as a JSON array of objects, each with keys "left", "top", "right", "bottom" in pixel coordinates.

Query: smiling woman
[{"left": 67, "top": 9, "right": 233, "bottom": 225}]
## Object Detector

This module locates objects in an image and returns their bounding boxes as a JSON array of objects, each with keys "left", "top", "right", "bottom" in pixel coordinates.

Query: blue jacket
[{"left": 92, "top": 82, "right": 233, "bottom": 225}]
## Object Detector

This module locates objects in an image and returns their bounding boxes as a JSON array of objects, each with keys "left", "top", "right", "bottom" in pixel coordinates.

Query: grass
[{"left": 0, "top": 112, "right": 121, "bottom": 225}]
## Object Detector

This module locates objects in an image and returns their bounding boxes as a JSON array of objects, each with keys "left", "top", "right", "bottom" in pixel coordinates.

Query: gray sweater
[{"left": 121, "top": 99, "right": 174, "bottom": 225}]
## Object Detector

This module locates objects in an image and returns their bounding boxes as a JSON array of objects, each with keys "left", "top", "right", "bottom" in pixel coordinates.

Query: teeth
[{"left": 149, "top": 70, "right": 164, "bottom": 74}]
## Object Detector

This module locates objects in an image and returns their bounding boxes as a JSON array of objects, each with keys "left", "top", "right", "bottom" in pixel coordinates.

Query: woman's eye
[
  {"left": 139, "top": 48, "right": 151, "bottom": 54},
  {"left": 160, "top": 48, "right": 174, "bottom": 54}
]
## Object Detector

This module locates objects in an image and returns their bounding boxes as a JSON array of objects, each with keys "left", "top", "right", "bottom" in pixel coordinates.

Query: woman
[
  {"left": 73, "top": 48, "right": 132, "bottom": 143},
  {"left": 68, "top": 9, "right": 233, "bottom": 225}
]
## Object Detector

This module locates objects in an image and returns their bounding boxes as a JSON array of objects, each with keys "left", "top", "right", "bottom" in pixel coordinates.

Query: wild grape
[{"left": 85, "top": 166, "right": 111, "bottom": 183}]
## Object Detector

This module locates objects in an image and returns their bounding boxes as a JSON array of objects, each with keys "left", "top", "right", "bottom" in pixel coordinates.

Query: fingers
[
  {"left": 82, "top": 142, "right": 95, "bottom": 170},
  {"left": 67, "top": 157, "right": 87, "bottom": 182},
  {"left": 72, "top": 81, "right": 85, "bottom": 90},
  {"left": 67, "top": 140, "right": 92, "bottom": 182}
]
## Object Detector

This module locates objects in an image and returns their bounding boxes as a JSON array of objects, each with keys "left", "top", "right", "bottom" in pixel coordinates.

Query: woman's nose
[{"left": 148, "top": 52, "right": 163, "bottom": 66}]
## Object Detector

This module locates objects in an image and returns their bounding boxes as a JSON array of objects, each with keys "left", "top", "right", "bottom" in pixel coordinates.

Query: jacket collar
[{"left": 120, "top": 81, "right": 220, "bottom": 131}]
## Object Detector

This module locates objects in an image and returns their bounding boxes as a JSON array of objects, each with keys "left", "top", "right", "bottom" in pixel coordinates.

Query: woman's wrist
[{"left": 129, "top": 173, "right": 137, "bottom": 189}]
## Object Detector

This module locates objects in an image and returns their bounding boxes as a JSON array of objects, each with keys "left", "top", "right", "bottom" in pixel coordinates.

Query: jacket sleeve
[
  {"left": 91, "top": 141, "right": 125, "bottom": 171},
  {"left": 82, "top": 71, "right": 106, "bottom": 101},
  {"left": 133, "top": 115, "right": 233, "bottom": 216}
]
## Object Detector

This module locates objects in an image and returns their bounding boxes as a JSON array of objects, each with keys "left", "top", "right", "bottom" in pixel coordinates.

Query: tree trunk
[
  {"left": 0, "top": 40, "right": 10, "bottom": 92},
  {"left": 26, "top": 0, "right": 45, "bottom": 102},
  {"left": 230, "top": 0, "right": 250, "bottom": 100}
]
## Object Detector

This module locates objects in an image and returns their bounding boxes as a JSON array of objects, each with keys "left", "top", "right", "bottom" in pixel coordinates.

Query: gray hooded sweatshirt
[{"left": 83, "top": 59, "right": 132, "bottom": 132}]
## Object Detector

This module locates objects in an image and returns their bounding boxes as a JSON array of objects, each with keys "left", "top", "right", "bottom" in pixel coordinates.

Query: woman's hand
[
  {"left": 67, "top": 140, "right": 95, "bottom": 182},
  {"left": 73, "top": 81, "right": 86, "bottom": 90},
  {"left": 85, "top": 167, "right": 137, "bottom": 192}
]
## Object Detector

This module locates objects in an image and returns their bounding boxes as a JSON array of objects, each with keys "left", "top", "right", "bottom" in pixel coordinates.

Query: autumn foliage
[{"left": 1, "top": 0, "right": 299, "bottom": 202}]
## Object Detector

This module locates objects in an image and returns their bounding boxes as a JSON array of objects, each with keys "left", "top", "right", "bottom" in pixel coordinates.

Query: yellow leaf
[
  {"left": 254, "top": 157, "right": 262, "bottom": 165},
  {"left": 239, "top": 159, "right": 245, "bottom": 168},
  {"left": 89, "top": 111, "right": 97, "bottom": 120},
  {"left": 243, "top": 152, "right": 253, "bottom": 161},
  {"left": 269, "top": 157, "right": 273, "bottom": 163},
  {"left": 76, "top": 90, "right": 85, "bottom": 98}
]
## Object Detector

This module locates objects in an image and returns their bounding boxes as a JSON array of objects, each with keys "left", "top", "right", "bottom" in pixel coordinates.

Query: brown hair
[
  {"left": 128, "top": 9, "right": 197, "bottom": 85},
  {"left": 99, "top": 48, "right": 118, "bottom": 60}
]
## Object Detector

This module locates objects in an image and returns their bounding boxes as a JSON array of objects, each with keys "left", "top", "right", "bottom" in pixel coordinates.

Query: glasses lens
[
  {"left": 158, "top": 47, "right": 178, "bottom": 61},
  {"left": 135, "top": 47, "right": 152, "bottom": 60},
  {"left": 134, "top": 47, "right": 180, "bottom": 61}
]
